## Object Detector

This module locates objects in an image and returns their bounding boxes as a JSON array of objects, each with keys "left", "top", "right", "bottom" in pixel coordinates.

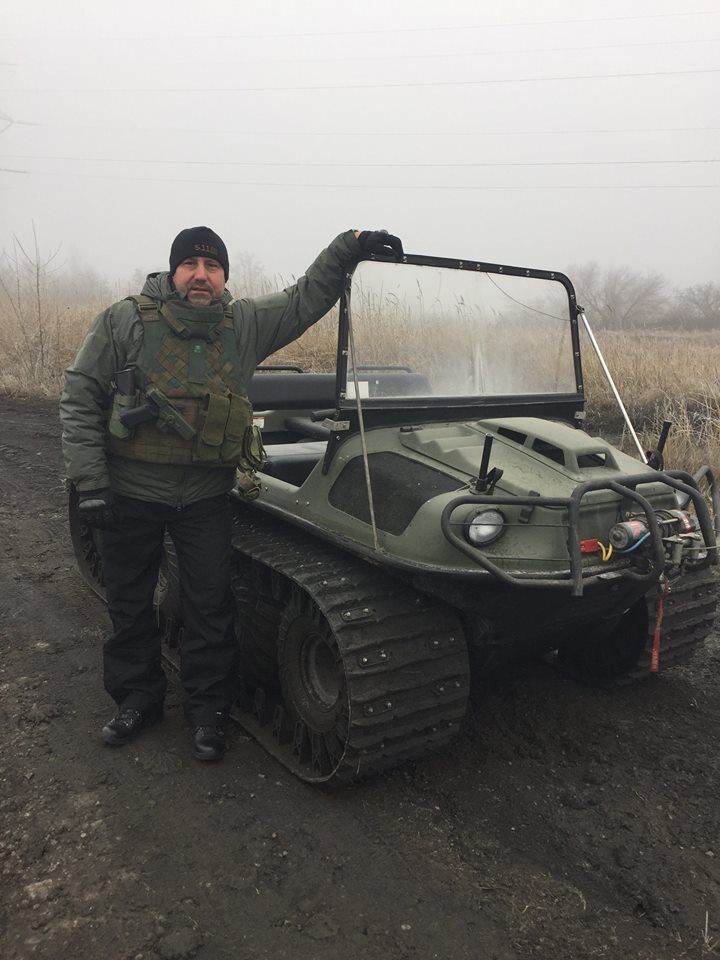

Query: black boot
[
  {"left": 192, "top": 725, "right": 226, "bottom": 761},
  {"left": 102, "top": 704, "right": 163, "bottom": 746}
]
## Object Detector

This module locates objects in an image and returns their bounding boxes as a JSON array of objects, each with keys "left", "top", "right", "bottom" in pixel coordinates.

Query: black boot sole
[{"left": 192, "top": 746, "right": 226, "bottom": 762}]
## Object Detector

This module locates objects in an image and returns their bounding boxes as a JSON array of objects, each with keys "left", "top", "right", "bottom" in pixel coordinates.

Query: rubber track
[
  {"left": 555, "top": 566, "right": 718, "bottom": 685},
  {"left": 229, "top": 507, "right": 470, "bottom": 784},
  {"left": 630, "top": 567, "right": 718, "bottom": 679}
]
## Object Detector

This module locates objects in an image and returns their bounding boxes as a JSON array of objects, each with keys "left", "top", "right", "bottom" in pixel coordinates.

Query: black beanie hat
[{"left": 169, "top": 226, "right": 229, "bottom": 280}]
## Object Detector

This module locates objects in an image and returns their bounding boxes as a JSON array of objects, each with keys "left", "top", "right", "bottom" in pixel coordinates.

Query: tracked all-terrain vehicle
[{"left": 70, "top": 253, "right": 719, "bottom": 785}]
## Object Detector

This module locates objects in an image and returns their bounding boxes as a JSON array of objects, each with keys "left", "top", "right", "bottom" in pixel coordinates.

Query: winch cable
[
  {"left": 578, "top": 310, "right": 647, "bottom": 464},
  {"left": 650, "top": 577, "right": 671, "bottom": 673},
  {"left": 346, "top": 308, "right": 380, "bottom": 552}
]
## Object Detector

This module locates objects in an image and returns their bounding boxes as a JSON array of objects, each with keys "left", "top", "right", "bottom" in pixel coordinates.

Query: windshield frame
[{"left": 335, "top": 253, "right": 584, "bottom": 429}]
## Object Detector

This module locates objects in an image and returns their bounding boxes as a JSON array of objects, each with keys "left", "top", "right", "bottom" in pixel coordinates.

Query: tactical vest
[{"left": 107, "top": 295, "right": 264, "bottom": 473}]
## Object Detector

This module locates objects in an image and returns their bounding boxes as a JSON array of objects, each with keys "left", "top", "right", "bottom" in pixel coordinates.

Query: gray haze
[{"left": 1, "top": 0, "right": 718, "bottom": 289}]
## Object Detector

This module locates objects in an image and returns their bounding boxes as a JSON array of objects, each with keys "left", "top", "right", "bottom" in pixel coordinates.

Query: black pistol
[{"left": 120, "top": 386, "right": 196, "bottom": 440}]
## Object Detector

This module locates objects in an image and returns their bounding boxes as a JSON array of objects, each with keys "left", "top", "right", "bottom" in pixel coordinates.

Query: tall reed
[{"left": 2, "top": 283, "right": 718, "bottom": 476}]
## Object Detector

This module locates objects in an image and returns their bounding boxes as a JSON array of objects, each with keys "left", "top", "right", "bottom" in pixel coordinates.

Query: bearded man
[{"left": 60, "top": 226, "right": 403, "bottom": 760}]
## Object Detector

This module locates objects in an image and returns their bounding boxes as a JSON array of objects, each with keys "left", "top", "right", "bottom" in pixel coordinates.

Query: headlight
[{"left": 464, "top": 508, "right": 506, "bottom": 546}]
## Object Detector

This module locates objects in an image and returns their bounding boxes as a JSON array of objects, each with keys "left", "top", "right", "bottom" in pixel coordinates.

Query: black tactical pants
[{"left": 99, "top": 493, "right": 237, "bottom": 725}]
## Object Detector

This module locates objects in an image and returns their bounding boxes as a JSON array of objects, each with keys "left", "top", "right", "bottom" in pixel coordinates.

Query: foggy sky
[{"left": 1, "top": 0, "right": 718, "bottom": 289}]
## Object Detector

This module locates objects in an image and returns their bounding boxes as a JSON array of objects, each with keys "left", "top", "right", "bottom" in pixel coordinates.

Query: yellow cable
[{"left": 598, "top": 541, "right": 613, "bottom": 562}]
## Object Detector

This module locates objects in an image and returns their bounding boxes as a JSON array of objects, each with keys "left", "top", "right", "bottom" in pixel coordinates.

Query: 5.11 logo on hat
[
  {"left": 170, "top": 226, "right": 230, "bottom": 279},
  {"left": 193, "top": 242, "right": 219, "bottom": 258}
]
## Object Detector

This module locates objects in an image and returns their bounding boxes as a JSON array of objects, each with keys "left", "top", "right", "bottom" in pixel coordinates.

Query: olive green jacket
[{"left": 60, "top": 229, "right": 361, "bottom": 506}]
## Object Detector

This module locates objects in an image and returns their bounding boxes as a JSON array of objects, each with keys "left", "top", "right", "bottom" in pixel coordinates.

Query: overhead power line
[
  {"left": 0, "top": 107, "right": 39, "bottom": 130},
  {"left": 2, "top": 155, "right": 717, "bottom": 168},
  {"left": 222, "top": 37, "right": 720, "bottom": 66},
  {"left": 6, "top": 119, "right": 720, "bottom": 137},
  {"left": 16, "top": 123, "right": 720, "bottom": 137},
  {"left": 3, "top": 168, "right": 718, "bottom": 190},
  {"left": 185, "top": 8, "right": 720, "bottom": 38},
  {"left": 4, "top": 67, "right": 719, "bottom": 94},
  {"left": 6, "top": 37, "right": 720, "bottom": 68},
  {"left": 224, "top": 35, "right": 720, "bottom": 64},
  {"left": 22, "top": 9, "right": 718, "bottom": 41}
]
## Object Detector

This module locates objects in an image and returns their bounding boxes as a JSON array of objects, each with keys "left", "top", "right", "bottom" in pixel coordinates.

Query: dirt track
[{"left": 1, "top": 395, "right": 719, "bottom": 960}]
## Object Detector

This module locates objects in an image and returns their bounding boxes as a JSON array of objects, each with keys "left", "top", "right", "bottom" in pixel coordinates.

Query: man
[{"left": 60, "top": 226, "right": 403, "bottom": 761}]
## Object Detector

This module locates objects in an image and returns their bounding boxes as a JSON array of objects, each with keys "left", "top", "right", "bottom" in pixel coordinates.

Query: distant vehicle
[{"left": 70, "top": 251, "right": 719, "bottom": 785}]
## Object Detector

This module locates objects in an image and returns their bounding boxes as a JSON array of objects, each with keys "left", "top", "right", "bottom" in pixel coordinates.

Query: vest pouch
[
  {"left": 220, "top": 394, "right": 253, "bottom": 463},
  {"left": 193, "top": 393, "right": 230, "bottom": 462},
  {"left": 108, "top": 390, "right": 139, "bottom": 440},
  {"left": 240, "top": 424, "right": 266, "bottom": 472},
  {"left": 233, "top": 470, "right": 262, "bottom": 501}
]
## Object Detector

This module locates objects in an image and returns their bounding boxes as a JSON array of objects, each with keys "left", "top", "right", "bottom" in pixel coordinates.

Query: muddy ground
[{"left": 1, "top": 394, "right": 719, "bottom": 960}]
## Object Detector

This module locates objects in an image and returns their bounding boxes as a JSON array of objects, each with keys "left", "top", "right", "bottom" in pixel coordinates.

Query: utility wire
[
  {"left": 6, "top": 37, "right": 720, "bottom": 67},
  {"left": 0, "top": 107, "right": 39, "bottom": 129},
  {"left": 5, "top": 119, "right": 719, "bottom": 137},
  {"left": 2, "top": 155, "right": 717, "bottom": 168},
  {"left": 224, "top": 35, "right": 720, "bottom": 64},
  {"left": 3, "top": 168, "right": 717, "bottom": 190},
  {"left": 22, "top": 8, "right": 719, "bottom": 41},
  {"left": 2, "top": 104, "right": 717, "bottom": 140},
  {"left": 5, "top": 67, "right": 718, "bottom": 94},
  {"left": 220, "top": 35, "right": 720, "bottom": 63}
]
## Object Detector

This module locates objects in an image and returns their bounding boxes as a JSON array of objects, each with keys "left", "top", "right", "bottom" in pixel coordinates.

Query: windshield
[{"left": 346, "top": 260, "right": 577, "bottom": 402}]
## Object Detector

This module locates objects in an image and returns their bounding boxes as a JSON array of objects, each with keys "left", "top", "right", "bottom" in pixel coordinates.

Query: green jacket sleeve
[
  {"left": 235, "top": 230, "right": 362, "bottom": 364},
  {"left": 59, "top": 303, "right": 136, "bottom": 491}
]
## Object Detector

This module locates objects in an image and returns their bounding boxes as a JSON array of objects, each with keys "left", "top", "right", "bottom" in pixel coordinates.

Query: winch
[{"left": 609, "top": 519, "right": 649, "bottom": 551}]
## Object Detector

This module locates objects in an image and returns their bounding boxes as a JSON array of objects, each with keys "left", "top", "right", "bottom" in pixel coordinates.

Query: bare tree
[
  {"left": 228, "top": 251, "right": 274, "bottom": 300},
  {"left": 0, "top": 224, "right": 63, "bottom": 385},
  {"left": 570, "top": 262, "right": 669, "bottom": 330},
  {"left": 114, "top": 268, "right": 147, "bottom": 297},
  {"left": 671, "top": 283, "right": 720, "bottom": 331},
  {"left": 56, "top": 261, "right": 113, "bottom": 306},
  {"left": 0, "top": 224, "right": 63, "bottom": 379}
]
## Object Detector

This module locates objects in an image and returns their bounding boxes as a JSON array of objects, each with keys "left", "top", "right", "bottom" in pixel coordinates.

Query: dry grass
[
  {"left": 0, "top": 302, "right": 107, "bottom": 397},
  {"left": 274, "top": 319, "right": 720, "bottom": 476},
  {"left": 580, "top": 328, "right": 720, "bottom": 473},
  {"left": 1, "top": 290, "right": 718, "bottom": 476}
]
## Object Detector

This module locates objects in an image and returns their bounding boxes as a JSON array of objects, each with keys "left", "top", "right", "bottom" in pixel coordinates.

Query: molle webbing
[
  {"left": 107, "top": 295, "right": 252, "bottom": 467},
  {"left": 151, "top": 332, "right": 237, "bottom": 396},
  {"left": 129, "top": 295, "right": 237, "bottom": 401}
]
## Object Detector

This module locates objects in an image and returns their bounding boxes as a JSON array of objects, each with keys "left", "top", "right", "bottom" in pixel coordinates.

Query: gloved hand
[
  {"left": 77, "top": 488, "right": 115, "bottom": 528},
  {"left": 357, "top": 230, "right": 404, "bottom": 260}
]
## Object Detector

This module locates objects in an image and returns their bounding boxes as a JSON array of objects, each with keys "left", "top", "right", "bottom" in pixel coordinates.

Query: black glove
[
  {"left": 357, "top": 230, "right": 404, "bottom": 260},
  {"left": 77, "top": 488, "right": 115, "bottom": 528}
]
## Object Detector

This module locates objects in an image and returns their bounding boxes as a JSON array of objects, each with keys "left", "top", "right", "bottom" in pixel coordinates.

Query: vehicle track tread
[
  {"left": 228, "top": 505, "right": 470, "bottom": 784},
  {"left": 629, "top": 568, "right": 718, "bottom": 679}
]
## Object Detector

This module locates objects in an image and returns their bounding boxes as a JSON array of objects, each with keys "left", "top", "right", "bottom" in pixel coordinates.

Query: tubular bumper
[{"left": 441, "top": 468, "right": 718, "bottom": 597}]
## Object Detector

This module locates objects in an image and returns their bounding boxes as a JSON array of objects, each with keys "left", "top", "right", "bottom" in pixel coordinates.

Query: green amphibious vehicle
[{"left": 70, "top": 253, "right": 719, "bottom": 784}]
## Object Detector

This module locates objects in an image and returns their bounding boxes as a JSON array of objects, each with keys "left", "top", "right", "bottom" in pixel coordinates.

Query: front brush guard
[{"left": 441, "top": 468, "right": 717, "bottom": 597}]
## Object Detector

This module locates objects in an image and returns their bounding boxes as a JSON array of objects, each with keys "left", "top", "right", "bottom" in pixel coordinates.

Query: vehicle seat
[{"left": 260, "top": 441, "right": 327, "bottom": 486}]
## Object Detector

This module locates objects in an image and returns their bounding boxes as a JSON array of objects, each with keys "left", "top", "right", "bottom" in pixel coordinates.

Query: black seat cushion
[{"left": 260, "top": 442, "right": 327, "bottom": 486}]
